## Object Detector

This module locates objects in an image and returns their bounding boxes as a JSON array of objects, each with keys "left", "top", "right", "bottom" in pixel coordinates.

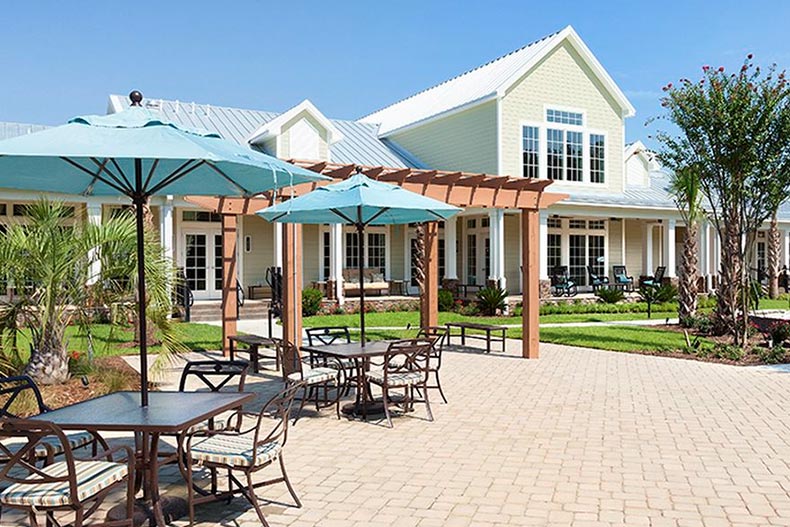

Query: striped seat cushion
[
  {"left": 287, "top": 367, "right": 338, "bottom": 385},
  {"left": 0, "top": 460, "right": 127, "bottom": 508},
  {"left": 367, "top": 370, "right": 424, "bottom": 386},
  {"left": 190, "top": 433, "right": 281, "bottom": 468},
  {"left": 0, "top": 432, "right": 95, "bottom": 460},
  {"left": 185, "top": 418, "right": 226, "bottom": 436}
]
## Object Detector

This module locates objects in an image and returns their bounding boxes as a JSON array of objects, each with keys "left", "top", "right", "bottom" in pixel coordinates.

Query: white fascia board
[
  {"left": 376, "top": 93, "right": 498, "bottom": 138},
  {"left": 247, "top": 99, "right": 344, "bottom": 146},
  {"left": 106, "top": 94, "right": 126, "bottom": 114},
  {"left": 496, "top": 26, "right": 636, "bottom": 118}
]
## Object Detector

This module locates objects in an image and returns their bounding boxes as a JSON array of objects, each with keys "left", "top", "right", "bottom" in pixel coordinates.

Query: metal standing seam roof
[
  {"left": 562, "top": 172, "right": 677, "bottom": 210},
  {"left": 107, "top": 95, "right": 413, "bottom": 168},
  {"left": 0, "top": 121, "right": 50, "bottom": 141},
  {"left": 359, "top": 30, "right": 562, "bottom": 136}
]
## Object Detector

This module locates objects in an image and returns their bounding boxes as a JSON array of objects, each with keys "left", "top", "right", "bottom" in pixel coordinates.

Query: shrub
[
  {"left": 459, "top": 302, "right": 480, "bottom": 316},
  {"left": 769, "top": 321, "right": 790, "bottom": 346},
  {"left": 681, "top": 314, "right": 714, "bottom": 335},
  {"left": 708, "top": 342, "right": 745, "bottom": 361},
  {"left": 438, "top": 289, "right": 454, "bottom": 312},
  {"left": 758, "top": 345, "right": 787, "bottom": 364},
  {"left": 595, "top": 288, "right": 624, "bottom": 304},
  {"left": 302, "top": 288, "right": 323, "bottom": 316},
  {"left": 477, "top": 286, "right": 507, "bottom": 316}
]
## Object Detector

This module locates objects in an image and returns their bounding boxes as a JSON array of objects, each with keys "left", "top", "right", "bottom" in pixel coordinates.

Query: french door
[{"left": 183, "top": 230, "right": 223, "bottom": 300}]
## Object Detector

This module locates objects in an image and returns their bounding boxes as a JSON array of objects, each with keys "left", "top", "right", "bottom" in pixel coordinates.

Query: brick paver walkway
[{"left": 6, "top": 342, "right": 790, "bottom": 526}]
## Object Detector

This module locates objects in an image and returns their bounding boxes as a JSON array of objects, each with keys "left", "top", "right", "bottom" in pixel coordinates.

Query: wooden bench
[
  {"left": 445, "top": 322, "right": 507, "bottom": 354},
  {"left": 228, "top": 335, "right": 279, "bottom": 374}
]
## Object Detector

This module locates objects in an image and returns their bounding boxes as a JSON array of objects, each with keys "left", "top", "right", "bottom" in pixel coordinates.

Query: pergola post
[
  {"left": 420, "top": 221, "right": 440, "bottom": 329},
  {"left": 521, "top": 209, "right": 540, "bottom": 358},
  {"left": 282, "top": 223, "right": 303, "bottom": 346},
  {"left": 221, "top": 214, "right": 238, "bottom": 356}
]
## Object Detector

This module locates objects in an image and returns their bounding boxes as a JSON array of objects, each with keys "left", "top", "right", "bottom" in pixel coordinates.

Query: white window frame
[
  {"left": 319, "top": 225, "right": 391, "bottom": 281},
  {"left": 548, "top": 217, "right": 609, "bottom": 287}
]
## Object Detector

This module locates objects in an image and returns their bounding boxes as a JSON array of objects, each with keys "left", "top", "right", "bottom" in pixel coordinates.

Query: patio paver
[{"left": 6, "top": 340, "right": 790, "bottom": 526}]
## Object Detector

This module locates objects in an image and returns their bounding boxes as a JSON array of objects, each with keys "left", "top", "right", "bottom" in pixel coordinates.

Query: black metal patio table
[
  {"left": 301, "top": 340, "right": 394, "bottom": 416},
  {"left": 29, "top": 390, "right": 255, "bottom": 527}
]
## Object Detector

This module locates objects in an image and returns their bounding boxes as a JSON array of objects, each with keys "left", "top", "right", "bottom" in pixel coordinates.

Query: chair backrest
[
  {"left": 551, "top": 266, "right": 569, "bottom": 286},
  {"left": 251, "top": 381, "right": 305, "bottom": 463},
  {"left": 383, "top": 339, "right": 434, "bottom": 383},
  {"left": 612, "top": 265, "right": 629, "bottom": 282},
  {"left": 278, "top": 340, "right": 303, "bottom": 381},
  {"left": 305, "top": 326, "right": 351, "bottom": 347},
  {"left": 178, "top": 360, "right": 249, "bottom": 393},
  {"left": 0, "top": 419, "right": 79, "bottom": 503},
  {"left": 586, "top": 265, "right": 600, "bottom": 281},
  {"left": 416, "top": 326, "right": 448, "bottom": 359},
  {"left": 0, "top": 375, "right": 49, "bottom": 419},
  {"left": 653, "top": 266, "right": 666, "bottom": 283}
]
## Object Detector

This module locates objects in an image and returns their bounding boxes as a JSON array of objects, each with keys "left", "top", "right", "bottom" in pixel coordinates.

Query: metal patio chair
[
  {"left": 305, "top": 326, "right": 356, "bottom": 395},
  {"left": 0, "top": 419, "right": 135, "bottom": 527},
  {"left": 365, "top": 339, "right": 434, "bottom": 428},
  {"left": 586, "top": 265, "right": 610, "bottom": 291},
  {"left": 550, "top": 266, "right": 577, "bottom": 297},
  {"left": 279, "top": 340, "right": 344, "bottom": 421},
  {"left": 0, "top": 375, "right": 106, "bottom": 466},
  {"left": 181, "top": 381, "right": 305, "bottom": 527},
  {"left": 642, "top": 266, "right": 666, "bottom": 288},
  {"left": 416, "top": 326, "right": 450, "bottom": 404}
]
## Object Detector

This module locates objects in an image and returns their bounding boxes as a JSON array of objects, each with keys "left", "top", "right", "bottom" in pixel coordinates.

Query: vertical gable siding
[
  {"left": 279, "top": 111, "right": 330, "bottom": 160},
  {"left": 500, "top": 41, "right": 625, "bottom": 189},
  {"left": 387, "top": 100, "right": 498, "bottom": 174}
]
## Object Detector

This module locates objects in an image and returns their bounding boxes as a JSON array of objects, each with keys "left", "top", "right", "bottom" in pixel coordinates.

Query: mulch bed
[{"left": 37, "top": 357, "right": 141, "bottom": 410}]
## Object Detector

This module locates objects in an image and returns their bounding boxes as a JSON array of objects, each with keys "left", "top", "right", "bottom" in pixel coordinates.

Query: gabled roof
[
  {"left": 106, "top": 95, "right": 411, "bottom": 168},
  {"left": 360, "top": 25, "right": 636, "bottom": 136},
  {"left": 246, "top": 99, "right": 343, "bottom": 145}
]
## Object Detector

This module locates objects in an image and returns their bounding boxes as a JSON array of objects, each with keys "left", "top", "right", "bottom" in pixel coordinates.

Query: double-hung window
[{"left": 522, "top": 126, "right": 540, "bottom": 178}]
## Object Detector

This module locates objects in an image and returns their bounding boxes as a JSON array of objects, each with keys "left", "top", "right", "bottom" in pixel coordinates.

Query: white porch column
[
  {"left": 274, "top": 222, "right": 283, "bottom": 269},
  {"left": 488, "top": 209, "right": 506, "bottom": 290},
  {"left": 159, "top": 197, "right": 174, "bottom": 263},
  {"left": 783, "top": 229, "right": 790, "bottom": 270},
  {"left": 663, "top": 219, "right": 676, "bottom": 277},
  {"left": 539, "top": 212, "right": 548, "bottom": 281},
  {"left": 445, "top": 217, "right": 458, "bottom": 280},
  {"left": 699, "top": 221, "right": 710, "bottom": 291},
  {"left": 330, "top": 223, "right": 344, "bottom": 303},
  {"left": 86, "top": 202, "right": 102, "bottom": 285},
  {"left": 644, "top": 224, "right": 654, "bottom": 275}
]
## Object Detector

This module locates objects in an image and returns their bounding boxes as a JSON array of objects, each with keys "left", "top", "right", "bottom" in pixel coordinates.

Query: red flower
[
  {"left": 747, "top": 53, "right": 754, "bottom": 60},
  {"left": 718, "top": 66, "right": 725, "bottom": 73},
  {"left": 69, "top": 350, "right": 81, "bottom": 361},
  {"left": 702, "top": 65, "right": 710, "bottom": 72}
]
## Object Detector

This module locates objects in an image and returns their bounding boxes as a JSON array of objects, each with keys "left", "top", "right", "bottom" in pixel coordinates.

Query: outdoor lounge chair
[
  {"left": 365, "top": 339, "right": 434, "bottom": 428},
  {"left": 0, "top": 419, "right": 135, "bottom": 527},
  {"left": 180, "top": 382, "right": 305, "bottom": 527},
  {"left": 416, "top": 326, "right": 450, "bottom": 404},
  {"left": 586, "top": 265, "right": 610, "bottom": 291},
  {"left": 642, "top": 266, "right": 666, "bottom": 288},
  {"left": 612, "top": 265, "right": 634, "bottom": 291},
  {"left": 0, "top": 375, "right": 106, "bottom": 466},
  {"left": 279, "top": 340, "right": 345, "bottom": 421},
  {"left": 550, "top": 266, "right": 577, "bottom": 297}
]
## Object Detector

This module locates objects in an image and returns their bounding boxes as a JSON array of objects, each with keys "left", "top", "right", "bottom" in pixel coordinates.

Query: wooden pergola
[{"left": 187, "top": 160, "right": 567, "bottom": 359}]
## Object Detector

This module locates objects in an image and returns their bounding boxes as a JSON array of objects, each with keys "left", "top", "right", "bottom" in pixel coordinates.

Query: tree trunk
[
  {"left": 678, "top": 222, "right": 699, "bottom": 325},
  {"left": 715, "top": 218, "right": 743, "bottom": 340},
  {"left": 24, "top": 329, "right": 69, "bottom": 385},
  {"left": 768, "top": 213, "right": 780, "bottom": 299},
  {"left": 413, "top": 224, "right": 426, "bottom": 294}
]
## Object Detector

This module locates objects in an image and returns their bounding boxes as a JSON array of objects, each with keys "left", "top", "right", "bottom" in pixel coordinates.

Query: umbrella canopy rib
[
  {"left": 204, "top": 162, "right": 251, "bottom": 197},
  {"left": 61, "top": 157, "right": 130, "bottom": 195}
]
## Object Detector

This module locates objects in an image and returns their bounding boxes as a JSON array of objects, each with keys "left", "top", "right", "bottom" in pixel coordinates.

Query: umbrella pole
[
  {"left": 133, "top": 159, "right": 149, "bottom": 407},
  {"left": 357, "top": 220, "right": 366, "bottom": 347}
]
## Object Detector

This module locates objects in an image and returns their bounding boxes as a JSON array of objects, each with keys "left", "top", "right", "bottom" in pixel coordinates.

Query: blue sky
[{"left": 2, "top": 1, "right": 788, "bottom": 147}]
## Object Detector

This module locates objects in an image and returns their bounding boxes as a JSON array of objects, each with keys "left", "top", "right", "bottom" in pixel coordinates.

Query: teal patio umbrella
[
  {"left": 0, "top": 91, "right": 328, "bottom": 405},
  {"left": 258, "top": 171, "right": 461, "bottom": 345}
]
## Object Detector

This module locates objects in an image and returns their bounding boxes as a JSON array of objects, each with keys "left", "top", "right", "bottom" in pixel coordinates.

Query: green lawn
[
  {"left": 302, "top": 310, "right": 679, "bottom": 328},
  {"left": 531, "top": 325, "right": 710, "bottom": 353},
  {"left": 11, "top": 323, "right": 225, "bottom": 360}
]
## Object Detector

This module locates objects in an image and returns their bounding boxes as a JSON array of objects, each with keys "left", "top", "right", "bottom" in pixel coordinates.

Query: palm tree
[
  {"left": 768, "top": 212, "right": 781, "bottom": 299},
  {"left": 0, "top": 200, "right": 184, "bottom": 384},
  {"left": 669, "top": 165, "right": 704, "bottom": 325}
]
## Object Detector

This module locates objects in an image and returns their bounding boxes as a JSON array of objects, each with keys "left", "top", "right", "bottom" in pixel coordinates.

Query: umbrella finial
[{"left": 129, "top": 90, "right": 143, "bottom": 107}]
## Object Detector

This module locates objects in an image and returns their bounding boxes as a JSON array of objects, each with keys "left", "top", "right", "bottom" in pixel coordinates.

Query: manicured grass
[
  {"left": 303, "top": 310, "right": 679, "bottom": 329},
  {"left": 11, "top": 322, "right": 224, "bottom": 360},
  {"left": 529, "top": 325, "right": 711, "bottom": 353}
]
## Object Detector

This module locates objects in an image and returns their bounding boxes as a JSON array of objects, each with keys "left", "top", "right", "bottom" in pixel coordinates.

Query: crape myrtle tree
[
  {"left": 669, "top": 164, "right": 703, "bottom": 325},
  {"left": 656, "top": 57, "right": 790, "bottom": 345}
]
